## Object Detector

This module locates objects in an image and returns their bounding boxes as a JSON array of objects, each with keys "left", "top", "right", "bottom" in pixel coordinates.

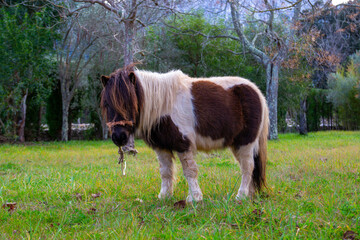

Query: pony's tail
[{"left": 252, "top": 100, "right": 269, "bottom": 192}]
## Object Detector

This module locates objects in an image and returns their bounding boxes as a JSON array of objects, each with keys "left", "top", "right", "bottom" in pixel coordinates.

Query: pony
[{"left": 100, "top": 66, "right": 269, "bottom": 202}]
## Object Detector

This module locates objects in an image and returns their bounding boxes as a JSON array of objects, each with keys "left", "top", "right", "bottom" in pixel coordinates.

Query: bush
[
  {"left": 328, "top": 51, "right": 360, "bottom": 130},
  {"left": 307, "top": 89, "right": 333, "bottom": 131},
  {"left": 46, "top": 81, "right": 62, "bottom": 140}
]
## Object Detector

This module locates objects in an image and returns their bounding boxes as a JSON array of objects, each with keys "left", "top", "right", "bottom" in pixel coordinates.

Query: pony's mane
[
  {"left": 101, "top": 67, "right": 139, "bottom": 123},
  {"left": 134, "top": 69, "right": 189, "bottom": 137}
]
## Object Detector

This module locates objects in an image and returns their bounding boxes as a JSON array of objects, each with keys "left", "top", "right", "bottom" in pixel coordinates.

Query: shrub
[{"left": 328, "top": 51, "right": 360, "bottom": 130}]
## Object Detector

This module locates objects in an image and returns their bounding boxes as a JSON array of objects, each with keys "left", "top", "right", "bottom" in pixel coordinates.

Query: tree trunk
[
  {"left": 61, "top": 99, "right": 70, "bottom": 141},
  {"left": 266, "top": 63, "right": 279, "bottom": 140},
  {"left": 68, "top": 114, "right": 72, "bottom": 140},
  {"left": 299, "top": 98, "right": 307, "bottom": 135},
  {"left": 124, "top": 20, "right": 134, "bottom": 66},
  {"left": 98, "top": 110, "right": 108, "bottom": 140},
  {"left": 101, "top": 120, "right": 108, "bottom": 140},
  {"left": 37, "top": 105, "right": 43, "bottom": 139},
  {"left": 18, "top": 89, "right": 28, "bottom": 142}
]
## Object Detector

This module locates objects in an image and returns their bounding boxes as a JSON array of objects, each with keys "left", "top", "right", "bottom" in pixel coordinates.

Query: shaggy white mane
[{"left": 134, "top": 69, "right": 190, "bottom": 138}]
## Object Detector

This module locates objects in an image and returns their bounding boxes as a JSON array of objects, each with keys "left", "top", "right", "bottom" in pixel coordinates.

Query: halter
[{"left": 106, "top": 120, "right": 134, "bottom": 128}]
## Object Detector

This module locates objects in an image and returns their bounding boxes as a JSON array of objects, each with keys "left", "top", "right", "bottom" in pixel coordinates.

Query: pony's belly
[{"left": 195, "top": 135, "right": 225, "bottom": 151}]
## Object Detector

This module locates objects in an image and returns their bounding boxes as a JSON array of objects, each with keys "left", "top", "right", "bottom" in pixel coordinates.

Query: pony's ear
[
  {"left": 101, "top": 75, "right": 110, "bottom": 87},
  {"left": 128, "top": 72, "right": 136, "bottom": 85}
]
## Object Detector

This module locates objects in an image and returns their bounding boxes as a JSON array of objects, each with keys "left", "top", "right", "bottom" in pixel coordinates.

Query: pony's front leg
[
  {"left": 177, "top": 151, "right": 203, "bottom": 202},
  {"left": 156, "top": 149, "right": 175, "bottom": 199}
]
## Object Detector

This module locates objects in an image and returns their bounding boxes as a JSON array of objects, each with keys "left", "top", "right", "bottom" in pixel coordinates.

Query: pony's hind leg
[
  {"left": 232, "top": 144, "right": 256, "bottom": 200},
  {"left": 156, "top": 149, "right": 175, "bottom": 199},
  {"left": 177, "top": 151, "right": 203, "bottom": 202}
]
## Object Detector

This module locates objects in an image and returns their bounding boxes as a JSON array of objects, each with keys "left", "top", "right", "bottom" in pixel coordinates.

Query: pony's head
[{"left": 100, "top": 66, "right": 143, "bottom": 147}]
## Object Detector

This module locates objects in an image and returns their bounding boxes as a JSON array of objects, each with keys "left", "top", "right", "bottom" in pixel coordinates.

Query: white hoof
[
  {"left": 158, "top": 191, "right": 172, "bottom": 199},
  {"left": 186, "top": 192, "right": 203, "bottom": 203},
  {"left": 236, "top": 192, "right": 249, "bottom": 201}
]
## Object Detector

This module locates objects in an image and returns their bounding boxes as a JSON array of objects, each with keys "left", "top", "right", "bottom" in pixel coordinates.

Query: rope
[{"left": 106, "top": 120, "right": 133, "bottom": 128}]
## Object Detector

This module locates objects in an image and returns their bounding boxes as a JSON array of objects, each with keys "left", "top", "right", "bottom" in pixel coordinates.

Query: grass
[{"left": 0, "top": 131, "right": 359, "bottom": 239}]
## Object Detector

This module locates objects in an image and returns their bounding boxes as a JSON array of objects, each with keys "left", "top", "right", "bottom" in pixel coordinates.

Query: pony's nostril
[
  {"left": 119, "top": 132, "right": 127, "bottom": 143},
  {"left": 112, "top": 132, "right": 128, "bottom": 146}
]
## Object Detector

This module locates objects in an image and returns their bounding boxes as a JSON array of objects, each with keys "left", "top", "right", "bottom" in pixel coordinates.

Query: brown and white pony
[{"left": 100, "top": 66, "right": 269, "bottom": 202}]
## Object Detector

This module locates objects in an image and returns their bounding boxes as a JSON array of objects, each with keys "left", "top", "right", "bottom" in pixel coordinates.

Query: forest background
[{"left": 1, "top": 0, "right": 360, "bottom": 143}]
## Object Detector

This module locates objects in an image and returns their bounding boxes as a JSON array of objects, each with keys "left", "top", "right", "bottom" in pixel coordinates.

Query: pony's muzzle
[{"left": 111, "top": 130, "right": 129, "bottom": 147}]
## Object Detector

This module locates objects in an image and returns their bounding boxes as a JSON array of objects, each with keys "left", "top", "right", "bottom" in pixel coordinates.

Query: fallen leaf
[
  {"left": 138, "top": 216, "right": 144, "bottom": 227},
  {"left": 343, "top": 230, "right": 358, "bottom": 240},
  {"left": 2, "top": 202, "right": 17, "bottom": 213},
  {"left": 174, "top": 200, "right": 186, "bottom": 209},
  {"left": 289, "top": 174, "right": 299, "bottom": 181},
  {"left": 236, "top": 200, "right": 243, "bottom": 205},
  {"left": 295, "top": 191, "right": 304, "bottom": 199},
  {"left": 88, "top": 208, "right": 97, "bottom": 214},
  {"left": 230, "top": 223, "right": 239, "bottom": 229},
  {"left": 91, "top": 193, "right": 101, "bottom": 199},
  {"left": 252, "top": 208, "right": 263, "bottom": 217},
  {"left": 75, "top": 193, "right": 82, "bottom": 201}
]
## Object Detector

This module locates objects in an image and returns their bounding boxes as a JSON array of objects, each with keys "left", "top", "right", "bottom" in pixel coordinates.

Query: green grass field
[{"left": 0, "top": 131, "right": 359, "bottom": 239}]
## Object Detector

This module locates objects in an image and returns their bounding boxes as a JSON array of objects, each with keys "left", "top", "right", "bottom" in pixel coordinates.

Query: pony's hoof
[
  {"left": 158, "top": 192, "right": 172, "bottom": 200},
  {"left": 186, "top": 192, "right": 203, "bottom": 203},
  {"left": 235, "top": 193, "right": 249, "bottom": 201}
]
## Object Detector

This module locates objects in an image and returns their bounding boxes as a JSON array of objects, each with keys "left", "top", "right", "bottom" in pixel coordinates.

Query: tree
[
  {"left": 228, "top": 0, "right": 307, "bottom": 139},
  {"left": 56, "top": 5, "right": 106, "bottom": 141},
  {"left": 144, "top": 13, "right": 265, "bottom": 86},
  {"left": 300, "top": 0, "right": 360, "bottom": 88},
  {"left": 85, "top": 50, "right": 123, "bottom": 140},
  {"left": 327, "top": 51, "right": 360, "bottom": 129},
  {"left": 0, "top": 2, "right": 59, "bottom": 141}
]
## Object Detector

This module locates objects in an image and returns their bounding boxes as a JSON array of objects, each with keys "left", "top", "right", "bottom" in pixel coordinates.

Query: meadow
[{"left": 0, "top": 131, "right": 359, "bottom": 239}]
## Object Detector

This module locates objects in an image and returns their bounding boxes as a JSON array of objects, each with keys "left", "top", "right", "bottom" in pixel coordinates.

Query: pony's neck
[{"left": 135, "top": 70, "right": 189, "bottom": 136}]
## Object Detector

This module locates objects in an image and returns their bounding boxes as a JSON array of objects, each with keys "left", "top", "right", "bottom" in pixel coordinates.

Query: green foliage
[
  {"left": 46, "top": 81, "right": 62, "bottom": 140},
  {"left": 277, "top": 78, "right": 304, "bottom": 133},
  {"left": 144, "top": 13, "right": 265, "bottom": 90},
  {"left": 84, "top": 110, "right": 102, "bottom": 140},
  {"left": 83, "top": 53, "right": 121, "bottom": 140},
  {"left": 307, "top": 89, "right": 333, "bottom": 131},
  {"left": 0, "top": 4, "right": 59, "bottom": 138},
  {"left": 83, "top": 76, "right": 103, "bottom": 140},
  {"left": 24, "top": 93, "right": 42, "bottom": 140},
  {"left": 278, "top": 61, "right": 313, "bottom": 133},
  {"left": 328, "top": 51, "right": 360, "bottom": 130}
]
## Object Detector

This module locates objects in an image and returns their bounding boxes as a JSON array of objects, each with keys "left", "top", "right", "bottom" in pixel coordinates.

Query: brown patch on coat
[
  {"left": 231, "top": 84, "right": 262, "bottom": 147},
  {"left": 144, "top": 115, "right": 190, "bottom": 153},
  {"left": 191, "top": 81, "right": 262, "bottom": 147}
]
